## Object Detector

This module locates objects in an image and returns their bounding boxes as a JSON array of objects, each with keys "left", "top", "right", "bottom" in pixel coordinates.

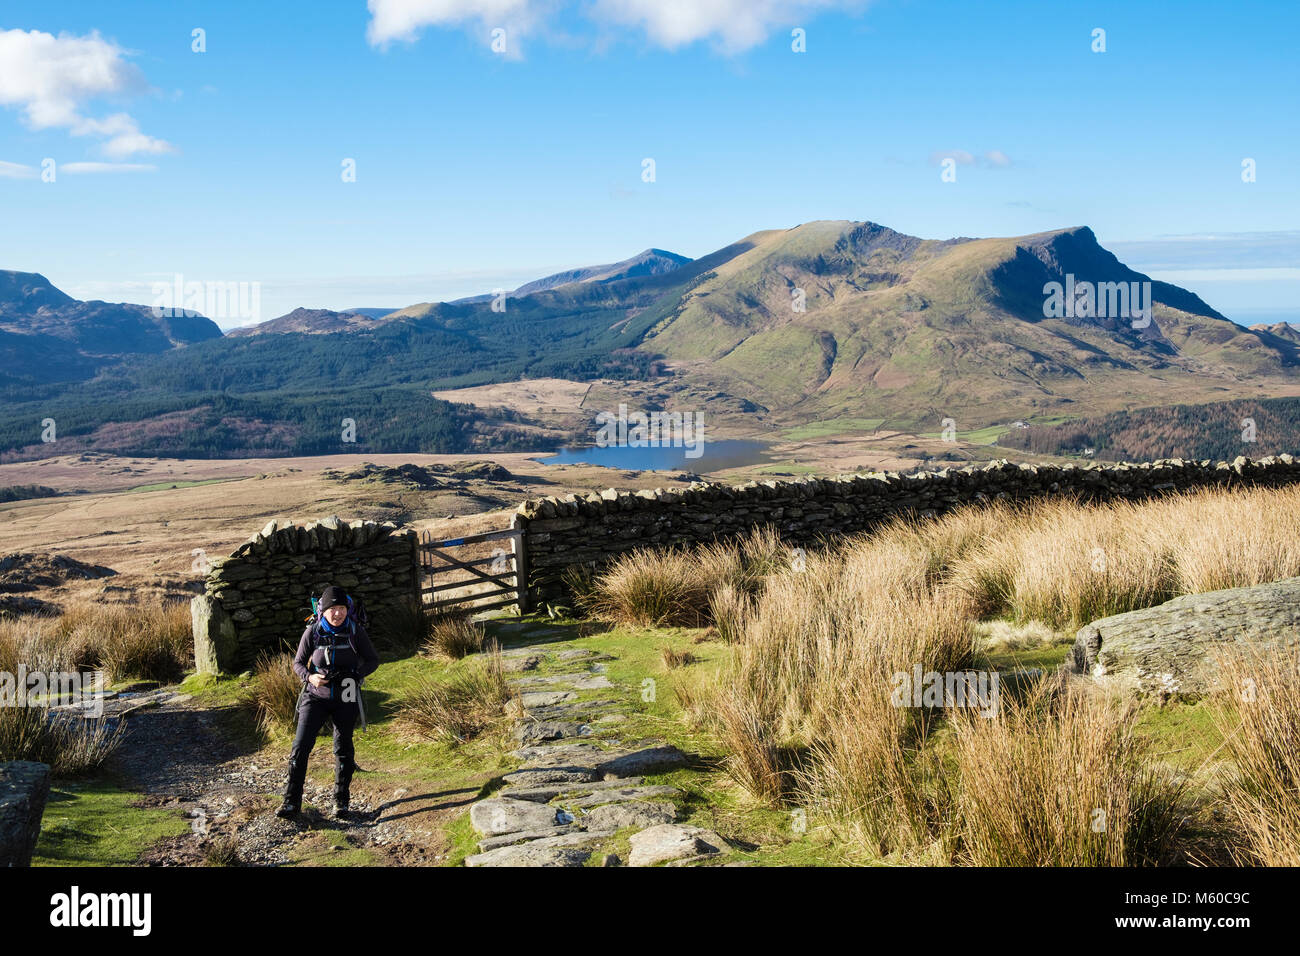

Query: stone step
[
  {"left": 519, "top": 690, "right": 578, "bottom": 708},
  {"left": 470, "top": 797, "right": 566, "bottom": 836},
  {"left": 513, "top": 720, "right": 593, "bottom": 744},
  {"left": 560, "top": 785, "right": 682, "bottom": 809},
  {"left": 582, "top": 801, "right": 677, "bottom": 831},
  {"left": 476, "top": 823, "right": 583, "bottom": 852},
  {"left": 501, "top": 767, "right": 602, "bottom": 787},
  {"left": 500, "top": 777, "right": 646, "bottom": 803}
]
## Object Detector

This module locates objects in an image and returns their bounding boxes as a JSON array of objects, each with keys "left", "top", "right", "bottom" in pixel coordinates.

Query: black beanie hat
[{"left": 319, "top": 586, "right": 348, "bottom": 613}]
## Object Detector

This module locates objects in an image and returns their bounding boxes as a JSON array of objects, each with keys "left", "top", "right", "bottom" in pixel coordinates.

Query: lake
[{"left": 534, "top": 439, "right": 770, "bottom": 473}]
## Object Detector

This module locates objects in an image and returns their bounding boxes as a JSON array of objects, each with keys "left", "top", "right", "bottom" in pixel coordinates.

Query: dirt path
[{"left": 100, "top": 691, "right": 474, "bottom": 866}]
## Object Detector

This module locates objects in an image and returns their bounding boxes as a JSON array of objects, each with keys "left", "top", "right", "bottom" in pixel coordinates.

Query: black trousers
[{"left": 282, "top": 684, "right": 359, "bottom": 807}]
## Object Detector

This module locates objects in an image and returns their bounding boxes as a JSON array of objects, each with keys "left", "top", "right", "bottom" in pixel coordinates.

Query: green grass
[
  {"left": 1134, "top": 699, "right": 1229, "bottom": 773},
  {"left": 125, "top": 477, "right": 234, "bottom": 494},
  {"left": 781, "top": 418, "right": 886, "bottom": 441},
  {"left": 33, "top": 777, "right": 192, "bottom": 866},
  {"left": 919, "top": 424, "right": 1009, "bottom": 445}
]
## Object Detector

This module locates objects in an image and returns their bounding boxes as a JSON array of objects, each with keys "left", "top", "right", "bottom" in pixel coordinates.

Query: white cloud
[
  {"left": 0, "top": 28, "right": 174, "bottom": 158},
  {"left": 62, "top": 162, "right": 157, "bottom": 174},
  {"left": 0, "top": 159, "right": 35, "bottom": 179},
  {"left": 929, "top": 149, "right": 1012, "bottom": 168},
  {"left": 366, "top": 0, "right": 866, "bottom": 53},
  {"left": 367, "top": 0, "right": 542, "bottom": 49}
]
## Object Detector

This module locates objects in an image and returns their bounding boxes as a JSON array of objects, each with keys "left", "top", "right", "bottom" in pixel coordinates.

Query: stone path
[{"left": 464, "top": 639, "right": 729, "bottom": 867}]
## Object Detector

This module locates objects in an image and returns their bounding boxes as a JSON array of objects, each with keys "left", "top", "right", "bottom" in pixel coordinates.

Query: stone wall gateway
[
  {"left": 515, "top": 455, "right": 1300, "bottom": 604},
  {"left": 193, "top": 516, "right": 419, "bottom": 672}
]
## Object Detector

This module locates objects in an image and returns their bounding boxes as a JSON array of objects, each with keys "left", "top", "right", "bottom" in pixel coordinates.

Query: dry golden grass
[
  {"left": 1210, "top": 646, "right": 1300, "bottom": 866},
  {"left": 398, "top": 645, "right": 515, "bottom": 744},
  {"left": 947, "top": 486, "right": 1300, "bottom": 628},
  {"left": 661, "top": 646, "right": 698, "bottom": 669},
  {"left": 248, "top": 652, "right": 301, "bottom": 735},
  {"left": 422, "top": 614, "right": 485, "bottom": 660},
  {"left": 582, "top": 526, "right": 792, "bottom": 628},
  {"left": 950, "top": 679, "right": 1191, "bottom": 866},
  {"left": 0, "top": 598, "right": 191, "bottom": 684},
  {"left": 588, "top": 483, "right": 1300, "bottom": 863},
  {"left": 0, "top": 704, "right": 125, "bottom": 774}
]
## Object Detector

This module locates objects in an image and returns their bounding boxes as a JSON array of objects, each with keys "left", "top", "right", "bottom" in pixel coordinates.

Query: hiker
[{"left": 277, "top": 585, "right": 379, "bottom": 820}]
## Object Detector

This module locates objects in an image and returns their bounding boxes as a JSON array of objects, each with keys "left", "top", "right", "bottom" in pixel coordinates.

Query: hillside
[
  {"left": 450, "top": 247, "right": 692, "bottom": 304},
  {"left": 635, "top": 221, "right": 1300, "bottom": 426},
  {"left": 3, "top": 220, "right": 1297, "bottom": 459},
  {"left": 1000, "top": 394, "right": 1300, "bottom": 461},
  {"left": 225, "top": 307, "right": 379, "bottom": 337},
  {"left": 0, "top": 270, "right": 222, "bottom": 386}
]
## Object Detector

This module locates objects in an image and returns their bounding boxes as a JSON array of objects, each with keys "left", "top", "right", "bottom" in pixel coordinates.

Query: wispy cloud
[
  {"left": 0, "top": 28, "right": 174, "bottom": 158},
  {"left": 366, "top": 0, "right": 869, "bottom": 54},
  {"left": 0, "top": 159, "right": 35, "bottom": 179}
]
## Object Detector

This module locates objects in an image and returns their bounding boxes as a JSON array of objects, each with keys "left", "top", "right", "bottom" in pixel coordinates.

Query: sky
[{"left": 0, "top": 0, "right": 1296, "bottom": 328}]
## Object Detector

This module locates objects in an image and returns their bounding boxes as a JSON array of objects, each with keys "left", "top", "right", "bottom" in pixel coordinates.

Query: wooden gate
[{"left": 419, "top": 516, "right": 528, "bottom": 615}]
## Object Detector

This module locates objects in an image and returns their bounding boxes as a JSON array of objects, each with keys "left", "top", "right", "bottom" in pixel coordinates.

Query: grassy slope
[{"left": 640, "top": 221, "right": 1300, "bottom": 429}]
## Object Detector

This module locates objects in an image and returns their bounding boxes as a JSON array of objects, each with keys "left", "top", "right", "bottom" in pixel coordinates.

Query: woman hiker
[{"left": 277, "top": 585, "right": 379, "bottom": 820}]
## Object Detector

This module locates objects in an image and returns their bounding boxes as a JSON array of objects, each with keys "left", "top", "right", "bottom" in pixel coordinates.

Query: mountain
[
  {"left": 3, "top": 221, "right": 1298, "bottom": 459},
  {"left": 448, "top": 248, "right": 692, "bottom": 305},
  {"left": 630, "top": 221, "right": 1300, "bottom": 423},
  {"left": 225, "top": 307, "right": 380, "bottom": 337},
  {"left": 1251, "top": 321, "right": 1300, "bottom": 345},
  {"left": 0, "top": 270, "right": 222, "bottom": 386}
]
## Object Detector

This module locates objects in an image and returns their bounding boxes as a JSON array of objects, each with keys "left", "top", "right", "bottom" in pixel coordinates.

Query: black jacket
[{"left": 292, "top": 618, "right": 379, "bottom": 702}]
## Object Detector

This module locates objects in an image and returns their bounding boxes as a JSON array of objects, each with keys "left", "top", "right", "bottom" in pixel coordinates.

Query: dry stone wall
[
  {"left": 193, "top": 516, "right": 419, "bottom": 672},
  {"left": 516, "top": 455, "right": 1300, "bottom": 603}
]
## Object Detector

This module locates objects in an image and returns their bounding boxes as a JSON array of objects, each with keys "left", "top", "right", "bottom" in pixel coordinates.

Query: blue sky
[{"left": 0, "top": 0, "right": 1296, "bottom": 327}]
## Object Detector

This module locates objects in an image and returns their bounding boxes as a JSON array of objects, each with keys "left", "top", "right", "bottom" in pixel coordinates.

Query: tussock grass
[
  {"left": 398, "top": 646, "right": 515, "bottom": 744},
  {"left": 582, "top": 483, "right": 1300, "bottom": 863},
  {"left": 583, "top": 547, "right": 709, "bottom": 627},
  {"left": 661, "top": 646, "right": 697, "bottom": 669},
  {"left": 582, "top": 526, "right": 793, "bottom": 628},
  {"left": 0, "top": 599, "right": 191, "bottom": 684},
  {"left": 248, "top": 652, "right": 301, "bottom": 735},
  {"left": 422, "top": 614, "right": 486, "bottom": 660},
  {"left": 1211, "top": 646, "right": 1300, "bottom": 866},
  {"left": 0, "top": 704, "right": 124, "bottom": 775},
  {"left": 950, "top": 679, "right": 1192, "bottom": 866}
]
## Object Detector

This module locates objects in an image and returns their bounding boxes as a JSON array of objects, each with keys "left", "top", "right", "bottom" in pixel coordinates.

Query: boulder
[
  {"left": 1068, "top": 577, "right": 1300, "bottom": 699},
  {"left": 465, "top": 843, "right": 593, "bottom": 867},
  {"left": 0, "top": 761, "right": 51, "bottom": 867},
  {"left": 469, "top": 797, "right": 564, "bottom": 836},
  {"left": 628, "top": 823, "right": 728, "bottom": 867},
  {"left": 583, "top": 801, "right": 677, "bottom": 831},
  {"left": 191, "top": 594, "right": 238, "bottom": 675}
]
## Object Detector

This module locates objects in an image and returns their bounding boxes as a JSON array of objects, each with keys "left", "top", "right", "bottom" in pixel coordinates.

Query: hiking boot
[
  {"left": 275, "top": 800, "right": 299, "bottom": 819},
  {"left": 334, "top": 802, "right": 355, "bottom": 821}
]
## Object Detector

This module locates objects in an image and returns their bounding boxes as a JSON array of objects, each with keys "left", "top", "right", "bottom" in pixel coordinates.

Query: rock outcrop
[
  {"left": 0, "top": 761, "right": 52, "bottom": 867},
  {"left": 1068, "top": 577, "right": 1300, "bottom": 699}
]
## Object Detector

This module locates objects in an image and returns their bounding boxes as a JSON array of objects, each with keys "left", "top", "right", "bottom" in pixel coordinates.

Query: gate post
[{"left": 510, "top": 513, "right": 529, "bottom": 613}]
